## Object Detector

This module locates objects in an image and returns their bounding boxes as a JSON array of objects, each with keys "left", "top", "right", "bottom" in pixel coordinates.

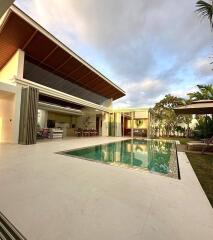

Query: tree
[
  {"left": 194, "top": 115, "right": 213, "bottom": 138},
  {"left": 182, "top": 115, "right": 194, "bottom": 137},
  {"left": 196, "top": 0, "right": 213, "bottom": 30},
  {"left": 152, "top": 95, "right": 192, "bottom": 137},
  {"left": 187, "top": 84, "right": 213, "bottom": 100}
]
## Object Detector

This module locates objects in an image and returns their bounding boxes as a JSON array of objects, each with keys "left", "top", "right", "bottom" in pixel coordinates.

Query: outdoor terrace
[{"left": 0, "top": 137, "right": 212, "bottom": 240}]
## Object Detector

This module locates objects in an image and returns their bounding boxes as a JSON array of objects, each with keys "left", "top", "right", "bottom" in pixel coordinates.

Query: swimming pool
[{"left": 60, "top": 139, "right": 179, "bottom": 179}]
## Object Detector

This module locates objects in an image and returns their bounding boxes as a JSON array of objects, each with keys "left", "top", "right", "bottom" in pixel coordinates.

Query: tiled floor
[{"left": 0, "top": 137, "right": 212, "bottom": 240}]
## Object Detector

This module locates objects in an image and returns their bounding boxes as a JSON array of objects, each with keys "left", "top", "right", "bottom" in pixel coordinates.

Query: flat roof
[
  {"left": 174, "top": 100, "right": 213, "bottom": 114},
  {"left": 0, "top": 5, "right": 125, "bottom": 100}
]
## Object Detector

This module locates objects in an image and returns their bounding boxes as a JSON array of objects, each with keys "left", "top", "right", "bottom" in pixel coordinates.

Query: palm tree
[
  {"left": 188, "top": 84, "right": 213, "bottom": 137},
  {"left": 188, "top": 84, "right": 213, "bottom": 100},
  {"left": 196, "top": 1, "right": 213, "bottom": 30}
]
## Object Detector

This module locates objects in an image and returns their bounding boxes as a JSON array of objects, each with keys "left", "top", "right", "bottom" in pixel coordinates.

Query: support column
[
  {"left": 122, "top": 112, "right": 125, "bottom": 137},
  {"left": 102, "top": 112, "right": 109, "bottom": 137},
  {"left": 131, "top": 112, "right": 134, "bottom": 138},
  {"left": 115, "top": 112, "right": 122, "bottom": 137}
]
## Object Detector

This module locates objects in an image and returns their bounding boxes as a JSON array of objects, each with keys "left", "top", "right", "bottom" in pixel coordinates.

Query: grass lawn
[
  {"left": 186, "top": 153, "right": 213, "bottom": 207},
  {"left": 159, "top": 137, "right": 212, "bottom": 207}
]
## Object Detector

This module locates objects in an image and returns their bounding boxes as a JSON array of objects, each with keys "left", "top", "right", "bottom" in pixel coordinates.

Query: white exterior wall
[
  {"left": 0, "top": 49, "right": 24, "bottom": 143},
  {"left": 0, "top": 93, "right": 14, "bottom": 142},
  {"left": 0, "top": 83, "right": 21, "bottom": 143},
  {"left": 0, "top": 49, "right": 24, "bottom": 84},
  {"left": 12, "top": 84, "right": 22, "bottom": 143}
]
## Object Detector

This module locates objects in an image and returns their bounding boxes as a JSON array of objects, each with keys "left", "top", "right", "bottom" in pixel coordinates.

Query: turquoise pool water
[{"left": 62, "top": 139, "right": 179, "bottom": 178}]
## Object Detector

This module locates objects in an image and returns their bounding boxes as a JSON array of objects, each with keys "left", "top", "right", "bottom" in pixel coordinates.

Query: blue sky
[{"left": 15, "top": 0, "right": 213, "bottom": 107}]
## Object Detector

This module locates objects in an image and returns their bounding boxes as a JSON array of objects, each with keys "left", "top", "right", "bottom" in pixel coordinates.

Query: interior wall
[
  {"left": 37, "top": 110, "right": 79, "bottom": 137},
  {"left": 0, "top": 93, "right": 14, "bottom": 143},
  {"left": 47, "top": 112, "right": 76, "bottom": 125},
  {"left": 74, "top": 108, "right": 99, "bottom": 130},
  {"left": 76, "top": 114, "right": 96, "bottom": 129},
  {"left": 47, "top": 112, "right": 77, "bottom": 137}
]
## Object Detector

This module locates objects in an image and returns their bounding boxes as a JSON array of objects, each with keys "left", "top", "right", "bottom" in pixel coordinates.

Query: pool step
[{"left": 0, "top": 211, "right": 27, "bottom": 240}]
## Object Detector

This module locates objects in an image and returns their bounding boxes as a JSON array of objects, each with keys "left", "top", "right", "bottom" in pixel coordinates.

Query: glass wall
[{"left": 111, "top": 110, "right": 149, "bottom": 137}]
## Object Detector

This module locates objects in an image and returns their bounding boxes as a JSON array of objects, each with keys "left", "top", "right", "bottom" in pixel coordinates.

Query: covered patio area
[
  {"left": 174, "top": 100, "right": 213, "bottom": 115},
  {"left": 36, "top": 93, "right": 105, "bottom": 141},
  {"left": 174, "top": 100, "right": 213, "bottom": 152}
]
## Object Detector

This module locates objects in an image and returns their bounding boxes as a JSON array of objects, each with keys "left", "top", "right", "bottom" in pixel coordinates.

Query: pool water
[{"left": 61, "top": 139, "right": 179, "bottom": 179}]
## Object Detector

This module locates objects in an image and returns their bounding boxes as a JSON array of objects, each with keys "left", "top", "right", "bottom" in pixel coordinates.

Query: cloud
[
  {"left": 15, "top": 0, "right": 213, "bottom": 107},
  {"left": 113, "top": 78, "right": 169, "bottom": 107},
  {"left": 193, "top": 58, "right": 213, "bottom": 77}
]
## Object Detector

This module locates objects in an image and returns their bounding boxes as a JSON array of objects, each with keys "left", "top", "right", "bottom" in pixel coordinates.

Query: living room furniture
[{"left": 48, "top": 128, "right": 63, "bottom": 139}]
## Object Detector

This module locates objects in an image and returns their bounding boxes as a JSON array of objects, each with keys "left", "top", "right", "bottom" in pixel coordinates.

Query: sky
[{"left": 15, "top": 0, "right": 213, "bottom": 108}]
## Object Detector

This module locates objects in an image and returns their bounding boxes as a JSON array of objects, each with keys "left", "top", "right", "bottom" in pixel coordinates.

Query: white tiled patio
[{"left": 0, "top": 137, "right": 212, "bottom": 240}]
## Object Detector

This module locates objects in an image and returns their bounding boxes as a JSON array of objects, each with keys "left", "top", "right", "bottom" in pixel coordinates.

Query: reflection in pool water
[{"left": 62, "top": 139, "right": 179, "bottom": 178}]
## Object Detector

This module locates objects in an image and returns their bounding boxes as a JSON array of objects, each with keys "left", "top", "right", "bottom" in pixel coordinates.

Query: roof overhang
[
  {"left": 15, "top": 77, "right": 112, "bottom": 113},
  {"left": 174, "top": 100, "right": 213, "bottom": 114},
  {"left": 0, "top": 5, "right": 125, "bottom": 100}
]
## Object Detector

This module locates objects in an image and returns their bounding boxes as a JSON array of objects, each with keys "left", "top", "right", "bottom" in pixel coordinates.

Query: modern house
[{"left": 0, "top": 5, "right": 150, "bottom": 144}]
